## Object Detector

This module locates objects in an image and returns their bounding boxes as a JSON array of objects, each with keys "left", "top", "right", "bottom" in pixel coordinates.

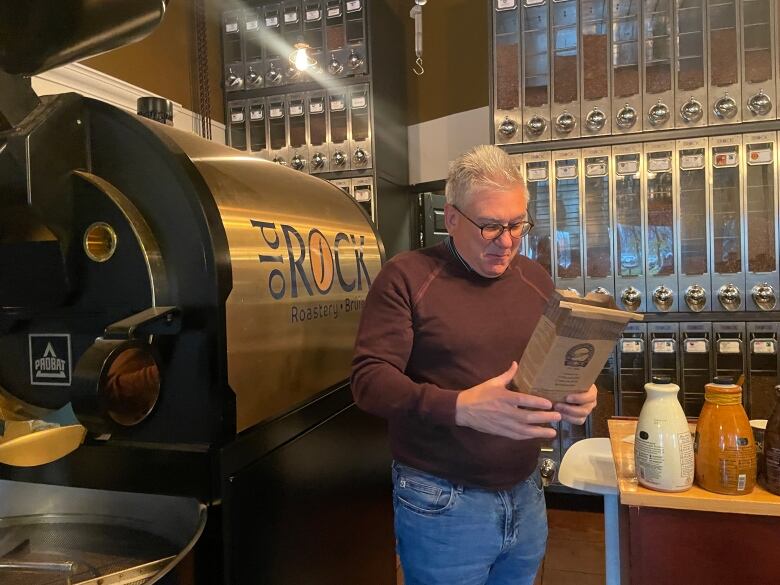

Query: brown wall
[
  {"left": 403, "top": 0, "right": 489, "bottom": 126},
  {"left": 83, "top": 0, "right": 225, "bottom": 123}
]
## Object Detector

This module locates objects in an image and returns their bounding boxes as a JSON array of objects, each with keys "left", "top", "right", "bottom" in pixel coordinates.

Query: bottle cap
[{"left": 652, "top": 375, "right": 672, "bottom": 385}]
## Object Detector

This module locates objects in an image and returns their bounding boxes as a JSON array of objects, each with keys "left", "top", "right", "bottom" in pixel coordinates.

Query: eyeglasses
[{"left": 453, "top": 206, "right": 534, "bottom": 241}]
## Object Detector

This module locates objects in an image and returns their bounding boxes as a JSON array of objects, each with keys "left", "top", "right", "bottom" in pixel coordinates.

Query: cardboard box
[{"left": 514, "top": 290, "right": 643, "bottom": 403}]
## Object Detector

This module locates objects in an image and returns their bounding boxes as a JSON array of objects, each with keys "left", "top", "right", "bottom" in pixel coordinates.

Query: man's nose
[{"left": 495, "top": 229, "right": 514, "bottom": 248}]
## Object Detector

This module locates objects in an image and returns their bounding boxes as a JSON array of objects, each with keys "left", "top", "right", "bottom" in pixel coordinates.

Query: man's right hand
[{"left": 455, "top": 361, "right": 561, "bottom": 440}]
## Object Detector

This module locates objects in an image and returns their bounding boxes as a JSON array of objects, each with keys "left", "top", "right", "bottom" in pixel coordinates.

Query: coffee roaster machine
[
  {"left": 0, "top": 1, "right": 396, "bottom": 583},
  {"left": 485, "top": 0, "right": 780, "bottom": 487}
]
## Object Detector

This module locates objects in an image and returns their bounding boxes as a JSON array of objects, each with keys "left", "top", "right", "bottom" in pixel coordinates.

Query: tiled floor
[{"left": 397, "top": 504, "right": 607, "bottom": 585}]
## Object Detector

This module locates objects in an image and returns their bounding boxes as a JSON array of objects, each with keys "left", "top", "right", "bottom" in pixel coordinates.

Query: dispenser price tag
[
  {"left": 289, "top": 103, "right": 304, "bottom": 116},
  {"left": 306, "top": 9, "right": 322, "bottom": 21},
  {"left": 354, "top": 188, "right": 372, "bottom": 202},
  {"left": 265, "top": 16, "right": 279, "bottom": 27},
  {"left": 748, "top": 148, "right": 772, "bottom": 165},
  {"left": 652, "top": 340, "right": 675, "bottom": 354},
  {"left": 346, "top": 0, "right": 362, "bottom": 11},
  {"left": 231, "top": 111, "right": 245, "bottom": 123},
  {"left": 752, "top": 339, "right": 777, "bottom": 354},
  {"left": 226, "top": 21, "right": 239, "bottom": 33},
  {"left": 648, "top": 157, "right": 671, "bottom": 173},
  {"left": 330, "top": 98, "right": 346, "bottom": 111},
  {"left": 245, "top": 19, "right": 259, "bottom": 31},
  {"left": 718, "top": 339, "right": 742, "bottom": 354},
  {"left": 524, "top": 0, "right": 545, "bottom": 6},
  {"left": 680, "top": 154, "right": 704, "bottom": 169},
  {"left": 327, "top": 6, "right": 342, "bottom": 18},
  {"left": 713, "top": 151, "right": 738, "bottom": 167},
  {"left": 684, "top": 339, "right": 708, "bottom": 353},
  {"left": 351, "top": 95, "right": 367, "bottom": 109},
  {"left": 586, "top": 162, "right": 607, "bottom": 177},
  {"left": 526, "top": 167, "right": 548, "bottom": 182},
  {"left": 617, "top": 160, "right": 639, "bottom": 175},
  {"left": 270, "top": 107, "right": 284, "bottom": 118},
  {"left": 250, "top": 107, "right": 264, "bottom": 121},
  {"left": 497, "top": 0, "right": 517, "bottom": 9},
  {"left": 556, "top": 164, "right": 577, "bottom": 179},
  {"left": 310, "top": 101, "right": 324, "bottom": 113},
  {"left": 620, "top": 339, "right": 643, "bottom": 354},
  {"left": 284, "top": 11, "right": 299, "bottom": 23}
]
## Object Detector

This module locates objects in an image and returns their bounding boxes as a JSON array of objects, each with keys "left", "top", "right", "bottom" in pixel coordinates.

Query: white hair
[{"left": 445, "top": 145, "right": 526, "bottom": 209}]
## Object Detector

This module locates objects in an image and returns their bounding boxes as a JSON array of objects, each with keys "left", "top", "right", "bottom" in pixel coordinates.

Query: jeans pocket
[
  {"left": 525, "top": 469, "right": 544, "bottom": 496},
  {"left": 393, "top": 464, "right": 457, "bottom": 516}
]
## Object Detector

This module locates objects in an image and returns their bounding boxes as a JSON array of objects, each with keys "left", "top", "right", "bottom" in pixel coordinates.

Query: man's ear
[{"left": 443, "top": 203, "right": 458, "bottom": 233}]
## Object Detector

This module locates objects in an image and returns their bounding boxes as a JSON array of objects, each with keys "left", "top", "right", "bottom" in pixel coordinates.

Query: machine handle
[{"left": 103, "top": 306, "right": 180, "bottom": 340}]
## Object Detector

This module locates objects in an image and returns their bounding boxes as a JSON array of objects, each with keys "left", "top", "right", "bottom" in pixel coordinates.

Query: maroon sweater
[{"left": 351, "top": 240, "right": 554, "bottom": 489}]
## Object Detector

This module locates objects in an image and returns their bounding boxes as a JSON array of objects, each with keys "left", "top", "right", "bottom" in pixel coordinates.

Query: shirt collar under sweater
[{"left": 445, "top": 236, "right": 512, "bottom": 280}]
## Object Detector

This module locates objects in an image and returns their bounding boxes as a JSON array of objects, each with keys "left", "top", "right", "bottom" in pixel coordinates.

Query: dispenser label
[{"left": 29, "top": 334, "right": 72, "bottom": 386}]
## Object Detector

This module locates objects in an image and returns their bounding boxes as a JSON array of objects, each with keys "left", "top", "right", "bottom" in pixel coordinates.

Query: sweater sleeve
[{"left": 350, "top": 259, "right": 458, "bottom": 426}]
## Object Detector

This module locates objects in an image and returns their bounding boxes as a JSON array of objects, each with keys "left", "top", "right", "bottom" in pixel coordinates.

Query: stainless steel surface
[
  {"left": 552, "top": 149, "right": 584, "bottom": 294},
  {"left": 582, "top": 146, "right": 614, "bottom": 298},
  {"left": 585, "top": 108, "right": 608, "bottom": 131},
  {"left": 611, "top": 0, "right": 642, "bottom": 133},
  {"left": 680, "top": 98, "right": 705, "bottom": 123},
  {"left": 554, "top": 112, "right": 576, "bottom": 134},
  {"left": 675, "top": 0, "right": 708, "bottom": 127},
  {"left": 498, "top": 117, "right": 519, "bottom": 138},
  {"left": 621, "top": 286, "right": 642, "bottom": 311},
  {"left": 615, "top": 105, "right": 638, "bottom": 129},
  {"left": 717, "top": 283, "right": 742, "bottom": 311},
  {"left": 521, "top": 151, "right": 553, "bottom": 277},
  {"left": 613, "top": 143, "right": 646, "bottom": 311},
  {"left": 328, "top": 89, "right": 350, "bottom": 171},
  {"left": 684, "top": 284, "right": 707, "bottom": 311},
  {"left": 580, "top": 0, "right": 611, "bottom": 136},
  {"left": 348, "top": 84, "right": 372, "bottom": 170},
  {"left": 748, "top": 91, "right": 773, "bottom": 117},
  {"left": 707, "top": 0, "right": 741, "bottom": 125},
  {"left": 526, "top": 115, "right": 547, "bottom": 137},
  {"left": 740, "top": 0, "right": 776, "bottom": 121},
  {"left": 712, "top": 95, "right": 738, "bottom": 120},
  {"left": 306, "top": 90, "right": 328, "bottom": 173},
  {"left": 493, "top": 0, "right": 522, "bottom": 145},
  {"left": 652, "top": 285, "right": 674, "bottom": 311},
  {"left": 743, "top": 131, "right": 779, "bottom": 310},
  {"left": 710, "top": 134, "right": 745, "bottom": 310},
  {"left": 140, "top": 120, "right": 382, "bottom": 431},
  {"left": 751, "top": 283, "right": 777, "bottom": 310},
  {"left": 522, "top": 0, "right": 551, "bottom": 142},
  {"left": 648, "top": 101, "right": 671, "bottom": 127},
  {"left": 0, "top": 479, "right": 204, "bottom": 585},
  {"left": 642, "top": 0, "right": 674, "bottom": 131},
  {"left": 550, "top": 0, "right": 580, "bottom": 139}
]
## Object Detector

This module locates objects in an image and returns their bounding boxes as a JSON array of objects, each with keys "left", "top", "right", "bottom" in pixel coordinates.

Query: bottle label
[{"left": 717, "top": 441, "right": 756, "bottom": 490}]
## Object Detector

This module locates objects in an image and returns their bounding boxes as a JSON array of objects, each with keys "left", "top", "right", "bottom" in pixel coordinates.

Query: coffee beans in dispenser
[{"left": 694, "top": 377, "right": 757, "bottom": 495}]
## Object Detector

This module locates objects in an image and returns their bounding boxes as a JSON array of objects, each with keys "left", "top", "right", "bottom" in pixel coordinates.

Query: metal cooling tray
[{"left": 0, "top": 480, "right": 206, "bottom": 585}]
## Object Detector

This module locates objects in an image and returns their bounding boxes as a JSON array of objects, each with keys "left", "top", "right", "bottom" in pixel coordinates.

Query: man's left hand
[{"left": 554, "top": 385, "right": 598, "bottom": 425}]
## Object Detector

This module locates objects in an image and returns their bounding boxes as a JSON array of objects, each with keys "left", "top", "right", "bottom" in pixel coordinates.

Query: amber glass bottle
[
  {"left": 694, "top": 377, "right": 757, "bottom": 495},
  {"left": 762, "top": 386, "right": 780, "bottom": 496}
]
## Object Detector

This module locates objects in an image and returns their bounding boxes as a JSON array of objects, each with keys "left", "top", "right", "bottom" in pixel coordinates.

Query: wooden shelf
[{"left": 608, "top": 418, "right": 780, "bottom": 516}]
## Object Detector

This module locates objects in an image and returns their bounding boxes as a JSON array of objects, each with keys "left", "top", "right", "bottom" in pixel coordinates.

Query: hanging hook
[{"left": 413, "top": 57, "right": 424, "bottom": 76}]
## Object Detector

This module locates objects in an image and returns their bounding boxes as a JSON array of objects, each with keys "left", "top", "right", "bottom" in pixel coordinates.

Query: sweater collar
[{"left": 445, "top": 236, "right": 510, "bottom": 279}]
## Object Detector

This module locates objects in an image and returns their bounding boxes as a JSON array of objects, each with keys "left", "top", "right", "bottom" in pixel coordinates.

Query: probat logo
[{"left": 250, "top": 220, "right": 374, "bottom": 299}]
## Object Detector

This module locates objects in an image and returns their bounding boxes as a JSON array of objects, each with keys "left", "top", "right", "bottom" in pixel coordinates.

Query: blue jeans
[{"left": 392, "top": 462, "right": 547, "bottom": 585}]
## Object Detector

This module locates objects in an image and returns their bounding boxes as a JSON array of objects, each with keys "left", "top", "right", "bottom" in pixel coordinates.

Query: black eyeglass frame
[{"left": 452, "top": 205, "right": 534, "bottom": 241}]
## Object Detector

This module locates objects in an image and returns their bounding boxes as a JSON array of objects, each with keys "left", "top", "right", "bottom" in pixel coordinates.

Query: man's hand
[
  {"left": 455, "top": 362, "right": 561, "bottom": 440},
  {"left": 554, "top": 384, "right": 598, "bottom": 425}
]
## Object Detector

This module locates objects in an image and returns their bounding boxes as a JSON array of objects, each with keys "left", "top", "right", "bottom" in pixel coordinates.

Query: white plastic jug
[{"left": 634, "top": 376, "right": 694, "bottom": 492}]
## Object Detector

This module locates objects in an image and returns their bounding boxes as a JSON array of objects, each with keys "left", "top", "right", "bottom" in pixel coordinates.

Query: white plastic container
[{"left": 634, "top": 376, "right": 694, "bottom": 492}]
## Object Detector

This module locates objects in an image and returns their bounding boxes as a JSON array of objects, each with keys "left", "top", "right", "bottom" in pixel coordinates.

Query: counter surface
[{"left": 608, "top": 418, "right": 780, "bottom": 516}]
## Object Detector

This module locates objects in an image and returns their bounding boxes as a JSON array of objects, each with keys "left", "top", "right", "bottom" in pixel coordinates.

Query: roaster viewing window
[
  {"left": 646, "top": 151, "right": 674, "bottom": 277},
  {"left": 679, "top": 147, "right": 708, "bottom": 276},
  {"left": 712, "top": 145, "right": 742, "bottom": 274},
  {"left": 615, "top": 154, "right": 643, "bottom": 277},
  {"left": 584, "top": 156, "right": 612, "bottom": 279},
  {"left": 524, "top": 159, "right": 552, "bottom": 276},
  {"left": 745, "top": 142, "right": 776, "bottom": 273},
  {"left": 554, "top": 158, "right": 581, "bottom": 280},
  {"left": 582, "top": 0, "right": 609, "bottom": 101},
  {"left": 523, "top": 1, "right": 550, "bottom": 109}
]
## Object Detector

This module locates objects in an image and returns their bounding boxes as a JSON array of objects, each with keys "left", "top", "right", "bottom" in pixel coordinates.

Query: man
[{"left": 351, "top": 145, "right": 597, "bottom": 585}]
